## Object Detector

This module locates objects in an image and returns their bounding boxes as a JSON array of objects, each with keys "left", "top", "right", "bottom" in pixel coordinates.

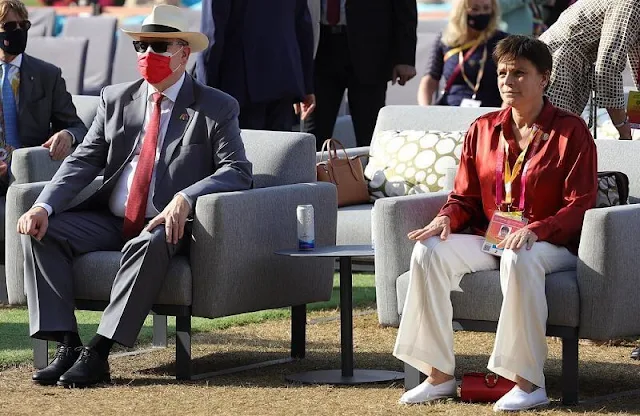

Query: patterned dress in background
[{"left": 539, "top": 0, "right": 640, "bottom": 115}]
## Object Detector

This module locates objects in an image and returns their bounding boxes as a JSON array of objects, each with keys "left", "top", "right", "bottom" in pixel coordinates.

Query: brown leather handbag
[{"left": 316, "top": 138, "right": 369, "bottom": 207}]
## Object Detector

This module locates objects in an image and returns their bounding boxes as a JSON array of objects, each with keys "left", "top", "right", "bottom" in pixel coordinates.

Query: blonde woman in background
[{"left": 418, "top": 0, "right": 507, "bottom": 107}]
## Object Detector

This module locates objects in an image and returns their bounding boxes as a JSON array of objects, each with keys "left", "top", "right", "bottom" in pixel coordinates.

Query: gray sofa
[
  {"left": 321, "top": 105, "right": 498, "bottom": 249},
  {"left": 373, "top": 106, "right": 640, "bottom": 404},
  {"left": 5, "top": 113, "right": 338, "bottom": 377}
]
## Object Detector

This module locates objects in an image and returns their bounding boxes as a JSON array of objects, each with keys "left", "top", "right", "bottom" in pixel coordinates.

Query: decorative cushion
[{"left": 365, "top": 130, "right": 465, "bottom": 200}]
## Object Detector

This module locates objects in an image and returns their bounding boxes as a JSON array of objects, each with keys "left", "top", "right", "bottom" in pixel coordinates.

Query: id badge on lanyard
[
  {"left": 459, "top": 45, "right": 487, "bottom": 107},
  {"left": 627, "top": 90, "right": 640, "bottom": 129},
  {"left": 494, "top": 126, "right": 544, "bottom": 216},
  {"left": 483, "top": 128, "right": 543, "bottom": 256}
]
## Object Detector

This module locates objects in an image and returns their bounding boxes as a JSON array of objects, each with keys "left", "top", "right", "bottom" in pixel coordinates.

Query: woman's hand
[
  {"left": 497, "top": 227, "right": 538, "bottom": 251},
  {"left": 407, "top": 216, "right": 451, "bottom": 241}
]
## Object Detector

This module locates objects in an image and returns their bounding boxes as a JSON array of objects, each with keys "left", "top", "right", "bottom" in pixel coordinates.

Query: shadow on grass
[
  {"left": 121, "top": 349, "right": 404, "bottom": 387},
  {"left": 0, "top": 322, "right": 103, "bottom": 350},
  {"left": 121, "top": 352, "right": 640, "bottom": 412},
  {"left": 0, "top": 283, "right": 376, "bottom": 367}
]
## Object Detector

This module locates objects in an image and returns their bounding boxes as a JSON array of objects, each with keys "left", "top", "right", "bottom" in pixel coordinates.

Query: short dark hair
[{"left": 493, "top": 35, "right": 553, "bottom": 77}]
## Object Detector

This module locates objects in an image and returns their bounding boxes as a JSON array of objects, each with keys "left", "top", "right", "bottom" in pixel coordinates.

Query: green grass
[{"left": 0, "top": 273, "right": 376, "bottom": 368}]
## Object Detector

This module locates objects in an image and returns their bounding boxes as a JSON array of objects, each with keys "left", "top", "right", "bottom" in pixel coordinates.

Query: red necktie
[
  {"left": 123, "top": 92, "right": 163, "bottom": 239},
  {"left": 327, "top": 0, "right": 340, "bottom": 25}
]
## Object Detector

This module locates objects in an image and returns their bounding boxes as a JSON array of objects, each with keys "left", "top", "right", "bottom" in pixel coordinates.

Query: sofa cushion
[
  {"left": 365, "top": 130, "right": 465, "bottom": 200},
  {"left": 72, "top": 252, "right": 192, "bottom": 306},
  {"left": 337, "top": 204, "right": 372, "bottom": 246},
  {"left": 396, "top": 269, "right": 579, "bottom": 328}
]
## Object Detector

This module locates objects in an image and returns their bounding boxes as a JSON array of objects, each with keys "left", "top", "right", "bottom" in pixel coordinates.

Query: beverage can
[{"left": 297, "top": 204, "right": 315, "bottom": 250}]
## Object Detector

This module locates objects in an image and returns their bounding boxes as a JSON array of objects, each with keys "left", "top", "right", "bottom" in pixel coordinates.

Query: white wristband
[{"left": 613, "top": 116, "right": 629, "bottom": 128}]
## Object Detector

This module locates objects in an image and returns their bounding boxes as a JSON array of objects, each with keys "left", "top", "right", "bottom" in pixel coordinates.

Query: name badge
[
  {"left": 627, "top": 90, "right": 640, "bottom": 129},
  {"left": 482, "top": 211, "right": 528, "bottom": 257},
  {"left": 460, "top": 98, "right": 482, "bottom": 108}
]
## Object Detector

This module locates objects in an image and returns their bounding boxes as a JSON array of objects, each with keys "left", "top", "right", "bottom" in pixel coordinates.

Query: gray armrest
[
  {"left": 316, "top": 146, "right": 370, "bottom": 165},
  {"left": 373, "top": 191, "right": 449, "bottom": 326},
  {"left": 5, "top": 178, "right": 102, "bottom": 304},
  {"left": 11, "top": 147, "right": 64, "bottom": 184},
  {"left": 5, "top": 181, "right": 48, "bottom": 304},
  {"left": 577, "top": 204, "right": 640, "bottom": 339},
  {"left": 190, "top": 182, "right": 338, "bottom": 319}
]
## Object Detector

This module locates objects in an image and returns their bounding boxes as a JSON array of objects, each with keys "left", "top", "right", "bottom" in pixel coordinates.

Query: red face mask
[{"left": 137, "top": 50, "right": 181, "bottom": 84}]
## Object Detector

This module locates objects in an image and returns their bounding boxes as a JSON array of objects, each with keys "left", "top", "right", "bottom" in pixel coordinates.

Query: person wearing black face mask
[
  {"left": 468, "top": 11, "right": 493, "bottom": 32},
  {"left": 418, "top": 0, "right": 507, "bottom": 108},
  {"left": 0, "top": 0, "right": 87, "bottom": 197}
]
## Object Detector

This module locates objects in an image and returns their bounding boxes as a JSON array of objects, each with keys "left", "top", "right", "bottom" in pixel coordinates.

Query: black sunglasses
[
  {"left": 0, "top": 20, "right": 31, "bottom": 32},
  {"left": 132, "top": 40, "right": 185, "bottom": 54}
]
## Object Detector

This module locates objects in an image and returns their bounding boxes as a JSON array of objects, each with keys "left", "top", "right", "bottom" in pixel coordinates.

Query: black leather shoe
[
  {"left": 57, "top": 347, "right": 110, "bottom": 388},
  {"left": 32, "top": 344, "right": 80, "bottom": 386},
  {"left": 631, "top": 347, "right": 640, "bottom": 360}
]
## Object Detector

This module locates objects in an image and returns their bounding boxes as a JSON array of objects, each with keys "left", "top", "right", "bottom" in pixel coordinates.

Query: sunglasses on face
[
  {"left": 132, "top": 40, "right": 184, "bottom": 54},
  {"left": 0, "top": 20, "right": 31, "bottom": 32}
]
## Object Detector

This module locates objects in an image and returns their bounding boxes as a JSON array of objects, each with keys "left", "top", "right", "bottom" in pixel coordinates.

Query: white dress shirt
[{"left": 109, "top": 73, "right": 186, "bottom": 218}]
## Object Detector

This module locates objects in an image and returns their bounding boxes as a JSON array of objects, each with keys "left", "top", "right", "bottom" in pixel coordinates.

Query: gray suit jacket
[
  {"left": 36, "top": 75, "right": 253, "bottom": 215},
  {"left": 19, "top": 54, "right": 87, "bottom": 147}
]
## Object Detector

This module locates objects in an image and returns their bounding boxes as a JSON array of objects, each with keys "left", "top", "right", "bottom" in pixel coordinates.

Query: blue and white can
[{"left": 297, "top": 204, "right": 315, "bottom": 250}]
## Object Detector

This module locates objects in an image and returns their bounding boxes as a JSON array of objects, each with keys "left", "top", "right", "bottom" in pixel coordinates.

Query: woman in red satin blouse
[{"left": 393, "top": 35, "right": 597, "bottom": 412}]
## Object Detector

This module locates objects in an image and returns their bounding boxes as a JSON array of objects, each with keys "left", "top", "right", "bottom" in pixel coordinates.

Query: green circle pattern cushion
[{"left": 364, "top": 130, "right": 466, "bottom": 200}]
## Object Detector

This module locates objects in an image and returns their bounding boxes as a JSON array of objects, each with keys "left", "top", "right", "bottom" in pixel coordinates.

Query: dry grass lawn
[{"left": 2, "top": 310, "right": 640, "bottom": 415}]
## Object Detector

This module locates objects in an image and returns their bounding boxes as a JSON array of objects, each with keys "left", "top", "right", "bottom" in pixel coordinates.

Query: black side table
[{"left": 275, "top": 245, "right": 403, "bottom": 385}]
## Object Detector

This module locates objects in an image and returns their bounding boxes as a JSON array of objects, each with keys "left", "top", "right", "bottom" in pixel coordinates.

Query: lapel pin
[
  {"left": 180, "top": 113, "right": 189, "bottom": 121},
  {"left": 542, "top": 133, "right": 550, "bottom": 141}
]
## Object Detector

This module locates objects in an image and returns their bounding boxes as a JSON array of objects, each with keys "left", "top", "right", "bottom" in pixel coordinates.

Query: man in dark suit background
[
  {"left": 196, "top": 0, "right": 316, "bottom": 131},
  {"left": 18, "top": 5, "right": 252, "bottom": 388},
  {"left": 0, "top": 0, "right": 87, "bottom": 193},
  {"left": 305, "top": 0, "right": 418, "bottom": 149}
]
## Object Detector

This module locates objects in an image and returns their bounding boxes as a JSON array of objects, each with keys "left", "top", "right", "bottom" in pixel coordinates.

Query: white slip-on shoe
[
  {"left": 493, "top": 385, "right": 550, "bottom": 412},
  {"left": 399, "top": 378, "right": 457, "bottom": 404}
]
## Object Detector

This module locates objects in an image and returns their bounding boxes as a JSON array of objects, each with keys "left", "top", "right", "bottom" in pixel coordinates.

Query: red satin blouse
[{"left": 439, "top": 99, "right": 598, "bottom": 254}]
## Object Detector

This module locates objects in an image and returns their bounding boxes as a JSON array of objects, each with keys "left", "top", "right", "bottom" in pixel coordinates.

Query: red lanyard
[{"left": 495, "top": 127, "right": 544, "bottom": 212}]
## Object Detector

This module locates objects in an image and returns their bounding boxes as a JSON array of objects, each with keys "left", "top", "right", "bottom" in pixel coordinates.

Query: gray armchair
[
  {"left": 5, "top": 130, "right": 337, "bottom": 379},
  {"left": 0, "top": 95, "right": 98, "bottom": 302},
  {"left": 373, "top": 136, "right": 640, "bottom": 405}
]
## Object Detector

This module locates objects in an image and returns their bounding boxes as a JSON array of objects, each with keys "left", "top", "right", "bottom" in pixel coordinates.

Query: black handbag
[{"left": 596, "top": 171, "right": 629, "bottom": 208}]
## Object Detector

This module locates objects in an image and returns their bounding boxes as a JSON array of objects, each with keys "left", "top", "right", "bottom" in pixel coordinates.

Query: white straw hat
[{"left": 121, "top": 5, "right": 208, "bottom": 53}]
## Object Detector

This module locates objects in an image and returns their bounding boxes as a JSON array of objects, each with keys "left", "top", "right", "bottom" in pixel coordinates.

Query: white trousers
[{"left": 393, "top": 234, "right": 577, "bottom": 388}]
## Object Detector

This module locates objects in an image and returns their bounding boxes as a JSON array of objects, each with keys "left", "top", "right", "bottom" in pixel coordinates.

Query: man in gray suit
[
  {"left": 0, "top": 0, "right": 87, "bottom": 193},
  {"left": 16, "top": 5, "right": 253, "bottom": 388}
]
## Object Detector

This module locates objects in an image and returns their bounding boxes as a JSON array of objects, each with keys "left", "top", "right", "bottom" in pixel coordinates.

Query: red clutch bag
[{"left": 459, "top": 372, "right": 516, "bottom": 403}]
